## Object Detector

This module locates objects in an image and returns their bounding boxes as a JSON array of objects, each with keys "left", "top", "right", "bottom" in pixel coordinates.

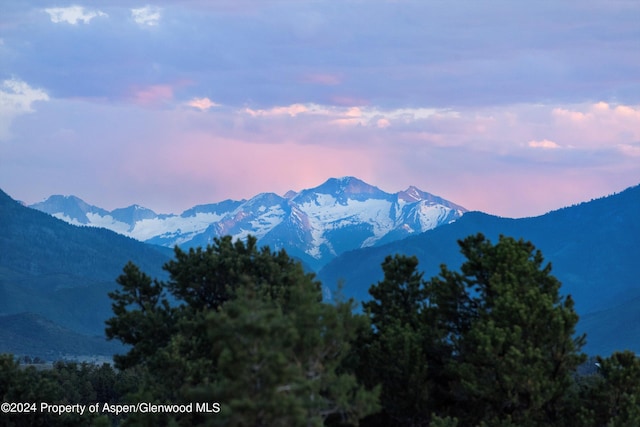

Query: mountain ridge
[
  {"left": 317, "top": 183, "right": 640, "bottom": 355},
  {"left": 29, "top": 177, "right": 467, "bottom": 270},
  {"left": 3, "top": 183, "right": 640, "bottom": 357},
  {"left": 0, "top": 188, "right": 171, "bottom": 338}
]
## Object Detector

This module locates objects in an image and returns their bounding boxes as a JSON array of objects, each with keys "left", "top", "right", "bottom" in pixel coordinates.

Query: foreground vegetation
[{"left": 2, "top": 234, "right": 640, "bottom": 426}]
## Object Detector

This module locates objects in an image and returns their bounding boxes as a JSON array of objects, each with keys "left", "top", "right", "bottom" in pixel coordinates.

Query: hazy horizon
[{"left": 6, "top": 176, "right": 637, "bottom": 221}]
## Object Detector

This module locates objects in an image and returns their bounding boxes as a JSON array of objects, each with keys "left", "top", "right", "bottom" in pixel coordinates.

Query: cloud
[
  {"left": 240, "top": 102, "right": 450, "bottom": 129},
  {"left": 244, "top": 104, "right": 310, "bottom": 117},
  {"left": 618, "top": 144, "right": 640, "bottom": 157},
  {"left": 553, "top": 102, "right": 640, "bottom": 124},
  {"left": 553, "top": 108, "right": 587, "bottom": 122},
  {"left": 528, "top": 139, "right": 560, "bottom": 149},
  {"left": 129, "top": 85, "right": 174, "bottom": 107},
  {"left": 44, "top": 6, "right": 108, "bottom": 25},
  {"left": 551, "top": 102, "right": 640, "bottom": 149},
  {"left": 6, "top": 1, "right": 634, "bottom": 110},
  {"left": 131, "top": 6, "right": 161, "bottom": 26},
  {"left": 4, "top": 0, "right": 640, "bottom": 218},
  {"left": 186, "top": 97, "right": 220, "bottom": 111},
  {"left": 376, "top": 118, "right": 391, "bottom": 129},
  {"left": 0, "top": 79, "right": 49, "bottom": 141},
  {"left": 4, "top": 95, "right": 640, "bottom": 218}
]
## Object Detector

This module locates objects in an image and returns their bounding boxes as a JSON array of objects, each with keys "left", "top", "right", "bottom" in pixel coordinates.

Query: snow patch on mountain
[
  {"left": 130, "top": 212, "right": 227, "bottom": 242},
  {"left": 49, "top": 213, "right": 87, "bottom": 227},
  {"left": 30, "top": 177, "right": 467, "bottom": 269}
]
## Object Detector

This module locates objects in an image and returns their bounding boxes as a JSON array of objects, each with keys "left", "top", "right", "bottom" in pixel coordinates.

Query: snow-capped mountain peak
[
  {"left": 293, "top": 176, "right": 388, "bottom": 208},
  {"left": 398, "top": 185, "right": 425, "bottom": 202},
  {"left": 29, "top": 178, "right": 467, "bottom": 270},
  {"left": 30, "top": 195, "right": 109, "bottom": 225},
  {"left": 314, "top": 176, "right": 382, "bottom": 196},
  {"left": 110, "top": 205, "right": 158, "bottom": 229}
]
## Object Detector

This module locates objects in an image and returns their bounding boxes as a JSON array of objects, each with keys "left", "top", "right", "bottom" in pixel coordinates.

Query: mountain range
[
  {"left": 29, "top": 177, "right": 467, "bottom": 270},
  {"left": 1, "top": 178, "right": 639, "bottom": 358}
]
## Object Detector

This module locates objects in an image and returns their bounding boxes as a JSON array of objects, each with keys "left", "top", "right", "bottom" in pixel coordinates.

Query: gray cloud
[{"left": 1, "top": 0, "right": 637, "bottom": 106}]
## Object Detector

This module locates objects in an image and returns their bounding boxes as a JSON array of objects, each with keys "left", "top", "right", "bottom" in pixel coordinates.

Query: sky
[{"left": 1, "top": 0, "right": 639, "bottom": 218}]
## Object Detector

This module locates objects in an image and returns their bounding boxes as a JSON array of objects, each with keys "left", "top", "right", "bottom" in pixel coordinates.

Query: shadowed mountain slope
[
  {"left": 0, "top": 189, "right": 171, "bottom": 352},
  {"left": 318, "top": 184, "right": 640, "bottom": 355}
]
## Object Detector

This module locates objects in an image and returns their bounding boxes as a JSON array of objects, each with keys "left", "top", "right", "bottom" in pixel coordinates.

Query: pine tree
[
  {"left": 358, "top": 255, "right": 437, "bottom": 426},
  {"left": 106, "top": 235, "right": 379, "bottom": 426},
  {"left": 432, "top": 234, "right": 586, "bottom": 426},
  {"left": 575, "top": 350, "right": 640, "bottom": 426},
  {"left": 357, "top": 234, "right": 586, "bottom": 426}
]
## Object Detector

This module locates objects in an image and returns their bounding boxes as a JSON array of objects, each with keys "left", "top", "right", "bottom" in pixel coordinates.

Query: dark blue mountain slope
[
  {"left": 318, "top": 184, "right": 640, "bottom": 355},
  {"left": 0, "top": 189, "right": 171, "bottom": 342}
]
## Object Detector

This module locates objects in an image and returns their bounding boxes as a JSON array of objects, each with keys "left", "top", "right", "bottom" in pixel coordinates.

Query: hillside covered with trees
[{"left": 2, "top": 234, "right": 640, "bottom": 426}]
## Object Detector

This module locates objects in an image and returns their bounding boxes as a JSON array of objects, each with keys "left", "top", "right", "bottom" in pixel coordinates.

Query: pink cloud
[
  {"left": 186, "top": 97, "right": 219, "bottom": 111},
  {"left": 329, "top": 118, "right": 362, "bottom": 126},
  {"left": 528, "top": 139, "right": 560, "bottom": 149},
  {"left": 613, "top": 104, "right": 640, "bottom": 120},
  {"left": 12, "top": 96, "right": 639, "bottom": 218},
  {"left": 129, "top": 84, "right": 174, "bottom": 107},
  {"left": 618, "top": 144, "right": 640, "bottom": 157},
  {"left": 552, "top": 108, "right": 587, "bottom": 122},
  {"left": 376, "top": 118, "right": 391, "bottom": 128},
  {"left": 551, "top": 102, "right": 640, "bottom": 149},
  {"left": 244, "top": 103, "right": 309, "bottom": 117}
]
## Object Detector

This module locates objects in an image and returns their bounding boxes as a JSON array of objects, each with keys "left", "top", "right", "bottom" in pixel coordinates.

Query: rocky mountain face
[{"left": 30, "top": 177, "right": 467, "bottom": 270}]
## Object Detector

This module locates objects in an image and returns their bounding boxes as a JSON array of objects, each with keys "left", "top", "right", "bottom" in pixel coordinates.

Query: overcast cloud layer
[{"left": 1, "top": 0, "right": 639, "bottom": 217}]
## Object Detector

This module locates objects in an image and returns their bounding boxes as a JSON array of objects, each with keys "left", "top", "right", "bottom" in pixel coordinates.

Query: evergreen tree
[
  {"left": 575, "top": 351, "right": 640, "bottom": 426},
  {"left": 358, "top": 234, "right": 586, "bottom": 426},
  {"left": 105, "top": 261, "right": 174, "bottom": 371},
  {"left": 358, "top": 255, "right": 437, "bottom": 426},
  {"left": 0, "top": 355, "right": 125, "bottom": 426},
  {"left": 431, "top": 234, "right": 586, "bottom": 425},
  {"left": 106, "top": 235, "right": 379, "bottom": 426}
]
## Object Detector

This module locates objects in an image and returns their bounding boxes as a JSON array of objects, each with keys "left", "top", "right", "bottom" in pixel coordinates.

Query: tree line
[{"left": 2, "top": 233, "right": 640, "bottom": 426}]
